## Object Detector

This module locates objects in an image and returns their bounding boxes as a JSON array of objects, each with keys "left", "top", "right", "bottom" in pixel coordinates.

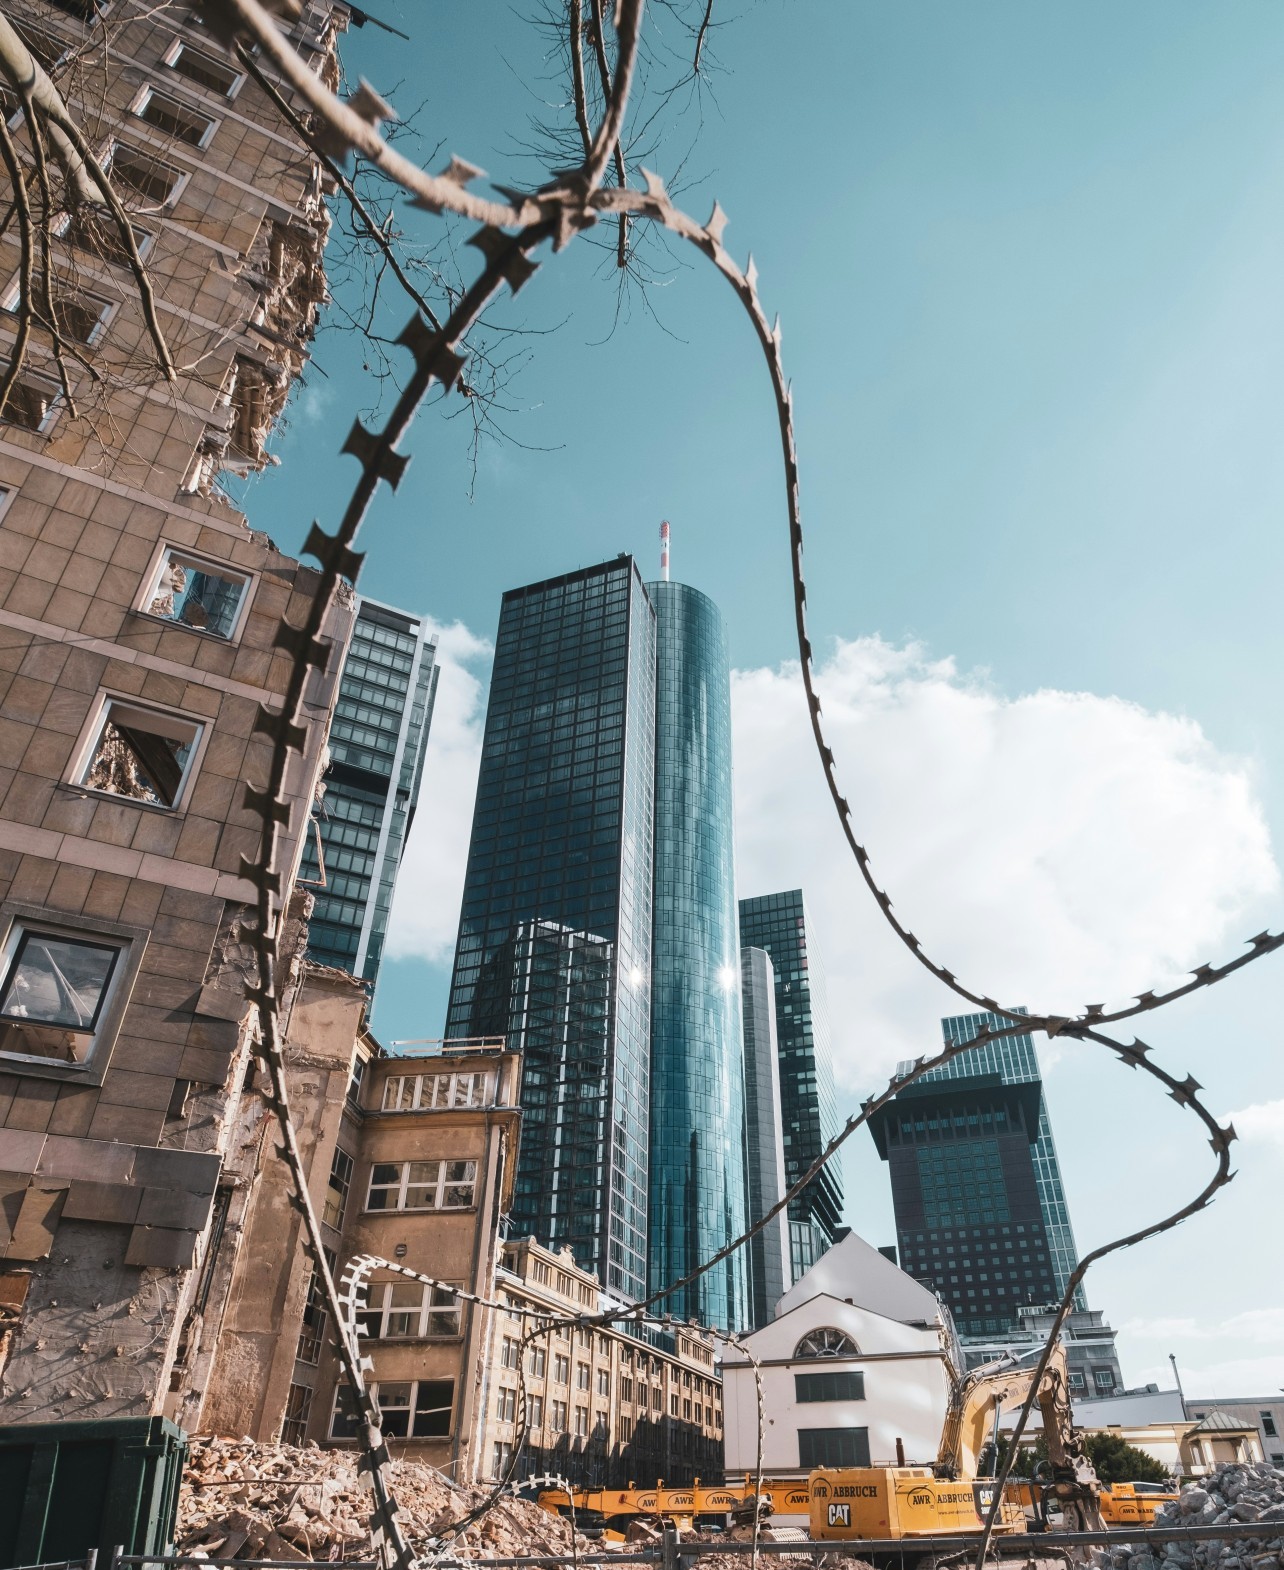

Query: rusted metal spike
[
  {"left": 706, "top": 200, "right": 729, "bottom": 244},
  {"left": 302, "top": 521, "right": 365, "bottom": 584},
  {"left": 640, "top": 166, "right": 668, "bottom": 200},
  {"left": 241, "top": 856, "right": 283, "bottom": 897},
  {"left": 252, "top": 704, "right": 308, "bottom": 753},
  {"left": 341, "top": 419, "right": 410, "bottom": 490},
  {"left": 349, "top": 80, "right": 395, "bottom": 129},
  {"left": 439, "top": 154, "right": 484, "bottom": 186}
]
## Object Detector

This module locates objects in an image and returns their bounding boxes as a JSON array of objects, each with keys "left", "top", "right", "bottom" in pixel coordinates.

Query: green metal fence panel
[{"left": 0, "top": 1416, "right": 186, "bottom": 1569}]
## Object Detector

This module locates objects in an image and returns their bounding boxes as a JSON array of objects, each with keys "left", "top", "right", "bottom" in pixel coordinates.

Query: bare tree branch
[{"left": 0, "top": 112, "right": 36, "bottom": 418}]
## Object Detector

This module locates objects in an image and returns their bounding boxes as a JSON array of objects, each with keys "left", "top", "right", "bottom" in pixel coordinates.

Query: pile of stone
[
  {"left": 1104, "top": 1463, "right": 1284, "bottom": 1570},
  {"left": 178, "top": 1437, "right": 602, "bottom": 1561}
]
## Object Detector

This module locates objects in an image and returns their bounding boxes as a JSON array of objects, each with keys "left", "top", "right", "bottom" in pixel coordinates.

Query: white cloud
[
  {"left": 1122, "top": 1308, "right": 1284, "bottom": 1344},
  {"left": 384, "top": 619, "right": 492, "bottom": 965},
  {"left": 731, "top": 636, "right": 1279, "bottom": 1088},
  {"left": 1224, "top": 1097, "right": 1284, "bottom": 1150}
]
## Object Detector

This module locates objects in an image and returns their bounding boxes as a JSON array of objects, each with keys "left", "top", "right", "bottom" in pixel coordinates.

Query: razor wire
[{"left": 187, "top": 1, "right": 1268, "bottom": 1567}]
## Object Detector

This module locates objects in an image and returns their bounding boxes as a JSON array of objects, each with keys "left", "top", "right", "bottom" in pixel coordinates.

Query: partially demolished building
[{"left": 0, "top": 0, "right": 356, "bottom": 1420}]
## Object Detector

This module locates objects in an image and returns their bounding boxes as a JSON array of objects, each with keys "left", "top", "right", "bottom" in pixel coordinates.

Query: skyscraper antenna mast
[{"left": 660, "top": 519, "right": 670, "bottom": 582}]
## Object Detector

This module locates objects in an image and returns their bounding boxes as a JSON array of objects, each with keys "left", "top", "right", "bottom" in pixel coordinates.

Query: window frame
[
  {"left": 356, "top": 1278, "right": 461, "bottom": 1341},
  {"left": 128, "top": 83, "right": 219, "bottom": 148},
  {"left": 161, "top": 38, "right": 245, "bottom": 99},
  {"left": 363, "top": 1158, "right": 478, "bottom": 1213},
  {"left": 0, "top": 902, "right": 149, "bottom": 1085},
  {"left": 330, "top": 1378, "right": 454, "bottom": 1441},
  {"left": 68, "top": 690, "right": 209, "bottom": 813},
  {"left": 105, "top": 140, "right": 189, "bottom": 210},
  {"left": 2, "top": 276, "right": 117, "bottom": 347},
  {"left": 134, "top": 541, "right": 255, "bottom": 642},
  {"left": 0, "top": 368, "right": 63, "bottom": 433}
]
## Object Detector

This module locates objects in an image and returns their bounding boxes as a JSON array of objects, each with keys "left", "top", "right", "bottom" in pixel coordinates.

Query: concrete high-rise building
[
  {"left": 0, "top": 0, "right": 350, "bottom": 1420},
  {"left": 868, "top": 1010, "right": 1091, "bottom": 1338},
  {"left": 740, "top": 946, "right": 790, "bottom": 1328},
  {"left": 446, "top": 558, "right": 657, "bottom": 1300},
  {"left": 446, "top": 559, "right": 749, "bottom": 1323},
  {"left": 302, "top": 597, "right": 439, "bottom": 992},
  {"left": 737, "top": 891, "right": 844, "bottom": 1284}
]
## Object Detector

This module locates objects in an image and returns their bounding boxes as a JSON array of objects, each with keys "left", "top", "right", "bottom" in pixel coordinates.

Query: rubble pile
[
  {"left": 178, "top": 1437, "right": 596, "bottom": 1561},
  {"left": 1106, "top": 1463, "right": 1284, "bottom": 1570}
]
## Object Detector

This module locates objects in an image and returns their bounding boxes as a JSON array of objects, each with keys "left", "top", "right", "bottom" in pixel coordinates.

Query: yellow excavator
[{"left": 810, "top": 1341, "right": 1104, "bottom": 1549}]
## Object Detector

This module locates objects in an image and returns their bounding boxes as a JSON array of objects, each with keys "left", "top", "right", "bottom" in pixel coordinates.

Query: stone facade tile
[
  {"left": 0, "top": 1128, "right": 46, "bottom": 1174},
  {"left": 127, "top": 811, "right": 184, "bottom": 858},
  {"left": 23, "top": 542, "right": 73, "bottom": 586},
  {"left": 41, "top": 792, "right": 98, "bottom": 837},
  {"left": 44, "top": 1086, "right": 98, "bottom": 1138},
  {"left": 135, "top": 1186, "right": 216, "bottom": 1230},
  {"left": 87, "top": 1100, "right": 166, "bottom": 1145},
  {"left": 4, "top": 579, "right": 56, "bottom": 619},
  {"left": 178, "top": 1043, "right": 239, "bottom": 1084},
  {"left": 2, "top": 675, "right": 54, "bottom": 725},
  {"left": 4, "top": 1080, "right": 60, "bottom": 1134},
  {"left": 125, "top": 1223, "right": 198, "bottom": 1270},
  {"left": 62, "top": 1178, "right": 142, "bottom": 1224},
  {"left": 131, "top": 1145, "right": 220, "bottom": 1194},
  {"left": 17, "top": 642, "right": 69, "bottom": 684},
  {"left": 39, "top": 1134, "right": 135, "bottom": 1184},
  {"left": 3, "top": 772, "right": 56, "bottom": 824},
  {"left": 47, "top": 862, "right": 96, "bottom": 911},
  {"left": 82, "top": 870, "right": 133, "bottom": 921}
]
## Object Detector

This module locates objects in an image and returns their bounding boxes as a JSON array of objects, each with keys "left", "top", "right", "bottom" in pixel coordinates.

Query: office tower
[
  {"left": 302, "top": 597, "right": 439, "bottom": 991},
  {"left": 868, "top": 1010, "right": 1087, "bottom": 1336},
  {"left": 0, "top": 0, "right": 346, "bottom": 1421},
  {"left": 740, "top": 946, "right": 791, "bottom": 1328},
  {"left": 738, "top": 891, "right": 844, "bottom": 1283},
  {"left": 648, "top": 580, "right": 746, "bottom": 1330},
  {"left": 446, "top": 558, "right": 657, "bottom": 1299}
]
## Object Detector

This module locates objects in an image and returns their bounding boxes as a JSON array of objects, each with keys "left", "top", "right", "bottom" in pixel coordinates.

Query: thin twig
[{"left": 0, "top": 114, "right": 36, "bottom": 418}]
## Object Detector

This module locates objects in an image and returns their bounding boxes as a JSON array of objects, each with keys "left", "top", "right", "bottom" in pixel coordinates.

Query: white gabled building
[{"left": 722, "top": 1231, "right": 961, "bottom": 1485}]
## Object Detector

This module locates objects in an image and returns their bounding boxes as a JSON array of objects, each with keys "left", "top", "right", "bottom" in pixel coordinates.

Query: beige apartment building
[
  {"left": 0, "top": 0, "right": 354, "bottom": 1415},
  {"left": 474, "top": 1237, "right": 724, "bottom": 1489}
]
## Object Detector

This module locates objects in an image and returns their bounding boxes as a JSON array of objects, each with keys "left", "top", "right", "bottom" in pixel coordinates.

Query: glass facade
[
  {"left": 446, "top": 558, "right": 656, "bottom": 1299},
  {"left": 933, "top": 1011, "right": 1085, "bottom": 1309},
  {"left": 647, "top": 581, "right": 746, "bottom": 1330},
  {"left": 302, "top": 598, "right": 439, "bottom": 991},
  {"left": 740, "top": 945, "right": 790, "bottom": 1329},
  {"left": 869, "top": 1008, "right": 1085, "bottom": 1336},
  {"left": 737, "top": 890, "right": 844, "bottom": 1284}
]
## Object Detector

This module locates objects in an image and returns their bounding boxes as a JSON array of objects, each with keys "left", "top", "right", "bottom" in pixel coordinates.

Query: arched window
[{"left": 794, "top": 1327, "right": 859, "bottom": 1359}]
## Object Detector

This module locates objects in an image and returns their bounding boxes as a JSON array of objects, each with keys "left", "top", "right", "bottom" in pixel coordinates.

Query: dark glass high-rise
[
  {"left": 737, "top": 890, "right": 844, "bottom": 1283},
  {"left": 302, "top": 596, "right": 439, "bottom": 995},
  {"left": 445, "top": 558, "right": 656, "bottom": 1300}
]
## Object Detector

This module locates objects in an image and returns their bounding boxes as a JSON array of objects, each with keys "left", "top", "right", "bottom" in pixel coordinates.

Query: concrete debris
[
  {"left": 1102, "top": 1464, "right": 1284, "bottom": 1570},
  {"left": 178, "top": 1437, "right": 597, "bottom": 1560}
]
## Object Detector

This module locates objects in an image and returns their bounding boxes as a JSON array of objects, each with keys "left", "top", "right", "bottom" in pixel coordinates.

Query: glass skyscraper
[
  {"left": 737, "top": 890, "right": 844, "bottom": 1284},
  {"left": 445, "top": 559, "right": 656, "bottom": 1300},
  {"left": 647, "top": 581, "right": 746, "bottom": 1330},
  {"left": 446, "top": 559, "right": 750, "bottom": 1322},
  {"left": 868, "top": 1009, "right": 1085, "bottom": 1336},
  {"left": 303, "top": 597, "right": 438, "bottom": 993}
]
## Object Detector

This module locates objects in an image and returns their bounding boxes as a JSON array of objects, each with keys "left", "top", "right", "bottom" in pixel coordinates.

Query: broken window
[
  {"left": 0, "top": 373, "right": 61, "bottom": 433},
  {"left": 78, "top": 698, "right": 202, "bottom": 809},
  {"left": 0, "top": 924, "right": 123, "bottom": 1064},
  {"left": 3, "top": 279, "right": 114, "bottom": 346},
  {"left": 330, "top": 1379, "right": 454, "bottom": 1441},
  {"left": 106, "top": 142, "right": 185, "bottom": 207},
  {"left": 132, "top": 87, "right": 216, "bottom": 148},
  {"left": 143, "top": 548, "right": 249, "bottom": 638},
  {"left": 165, "top": 42, "right": 243, "bottom": 98},
  {"left": 364, "top": 1159, "right": 477, "bottom": 1212},
  {"left": 281, "top": 1382, "right": 313, "bottom": 1445},
  {"left": 59, "top": 208, "right": 154, "bottom": 267},
  {"left": 322, "top": 1147, "right": 353, "bottom": 1230}
]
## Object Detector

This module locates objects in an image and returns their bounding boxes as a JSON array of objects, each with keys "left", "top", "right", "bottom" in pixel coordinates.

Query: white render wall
[{"left": 723, "top": 1291, "right": 955, "bottom": 1477}]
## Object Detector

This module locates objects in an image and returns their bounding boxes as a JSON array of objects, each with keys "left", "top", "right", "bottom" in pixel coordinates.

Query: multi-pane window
[
  {"left": 323, "top": 1148, "right": 354, "bottom": 1229},
  {"left": 106, "top": 142, "right": 185, "bottom": 206},
  {"left": 281, "top": 1382, "right": 313, "bottom": 1445},
  {"left": 798, "top": 1427, "right": 871, "bottom": 1469},
  {"left": 550, "top": 1400, "right": 568, "bottom": 1432},
  {"left": 496, "top": 1387, "right": 517, "bottom": 1422},
  {"left": 77, "top": 697, "right": 203, "bottom": 810},
  {"left": 357, "top": 1280, "right": 461, "bottom": 1339},
  {"left": 131, "top": 86, "right": 216, "bottom": 146},
  {"left": 574, "top": 1406, "right": 589, "bottom": 1438},
  {"left": 3, "top": 280, "right": 114, "bottom": 347},
  {"left": 380, "top": 1072, "right": 490, "bottom": 1112},
  {"left": 331, "top": 1380, "right": 453, "bottom": 1440},
  {"left": 596, "top": 1369, "right": 610, "bottom": 1397},
  {"left": 529, "top": 1345, "right": 547, "bottom": 1377},
  {"left": 59, "top": 209, "right": 153, "bottom": 266},
  {"left": 143, "top": 548, "right": 249, "bottom": 639},
  {"left": 795, "top": 1371, "right": 865, "bottom": 1403},
  {"left": 0, "top": 923, "right": 125, "bottom": 1064},
  {"left": 296, "top": 1249, "right": 336, "bottom": 1364},
  {"left": 500, "top": 1336, "right": 520, "bottom": 1369},
  {"left": 553, "top": 1354, "right": 569, "bottom": 1384},
  {"left": 492, "top": 1441, "right": 514, "bottom": 1479},
  {"left": 365, "top": 1160, "right": 477, "bottom": 1212},
  {"left": 575, "top": 1363, "right": 590, "bottom": 1391},
  {"left": 529, "top": 1395, "right": 544, "bottom": 1427},
  {"left": 164, "top": 40, "right": 242, "bottom": 97}
]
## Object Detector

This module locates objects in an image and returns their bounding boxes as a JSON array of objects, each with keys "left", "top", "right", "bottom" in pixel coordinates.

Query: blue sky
[{"left": 241, "top": 5, "right": 1284, "bottom": 1398}]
